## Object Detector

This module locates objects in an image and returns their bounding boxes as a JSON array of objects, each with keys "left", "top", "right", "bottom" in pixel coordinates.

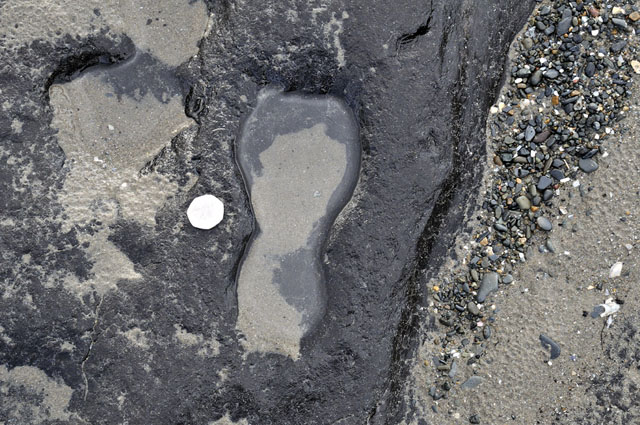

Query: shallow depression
[{"left": 235, "top": 88, "right": 360, "bottom": 359}]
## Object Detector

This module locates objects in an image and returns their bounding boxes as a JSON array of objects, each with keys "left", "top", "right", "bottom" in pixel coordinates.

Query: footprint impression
[
  {"left": 48, "top": 1, "right": 209, "bottom": 299},
  {"left": 235, "top": 88, "right": 360, "bottom": 359}
]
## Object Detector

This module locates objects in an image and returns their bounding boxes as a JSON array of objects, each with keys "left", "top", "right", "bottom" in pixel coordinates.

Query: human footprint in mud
[{"left": 235, "top": 88, "right": 360, "bottom": 359}]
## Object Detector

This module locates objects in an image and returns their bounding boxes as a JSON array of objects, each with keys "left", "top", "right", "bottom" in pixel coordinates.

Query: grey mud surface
[{"left": 1, "top": 0, "right": 540, "bottom": 424}]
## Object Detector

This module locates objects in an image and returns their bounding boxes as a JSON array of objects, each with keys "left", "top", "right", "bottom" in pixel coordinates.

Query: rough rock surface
[{"left": 0, "top": 0, "right": 535, "bottom": 423}]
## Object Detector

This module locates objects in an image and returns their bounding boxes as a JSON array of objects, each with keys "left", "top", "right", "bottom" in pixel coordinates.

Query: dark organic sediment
[{"left": 0, "top": 0, "right": 535, "bottom": 423}]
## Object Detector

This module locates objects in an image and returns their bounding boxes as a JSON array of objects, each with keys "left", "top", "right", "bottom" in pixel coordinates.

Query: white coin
[{"left": 187, "top": 194, "right": 224, "bottom": 230}]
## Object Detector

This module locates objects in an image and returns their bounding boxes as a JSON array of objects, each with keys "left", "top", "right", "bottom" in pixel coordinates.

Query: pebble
[
  {"left": 448, "top": 360, "right": 458, "bottom": 379},
  {"left": 462, "top": 376, "right": 483, "bottom": 390},
  {"left": 536, "top": 217, "right": 552, "bottom": 231},
  {"left": 483, "top": 326, "right": 492, "bottom": 339},
  {"left": 556, "top": 17, "right": 571, "bottom": 35},
  {"left": 612, "top": 18, "right": 628, "bottom": 29},
  {"left": 539, "top": 334, "right": 561, "bottom": 360},
  {"left": 187, "top": 194, "right": 224, "bottom": 230},
  {"left": 469, "top": 415, "right": 481, "bottom": 424},
  {"left": 545, "top": 239, "right": 556, "bottom": 253},
  {"left": 544, "top": 69, "right": 559, "bottom": 79},
  {"left": 578, "top": 158, "right": 599, "bottom": 173},
  {"left": 467, "top": 302, "right": 481, "bottom": 316},
  {"left": 530, "top": 70, "right": 542, "bottom": 86},
  {"left": 515, "top": 195, "right": 531, "bottom": 210},
  {"left": 611, "top": 40, "right": 627, "bottom": 53},
  {"left": 537, "top": 176, "right": 553, "bottom": 190},
  {"left": 525, "top": 125, "right": 535, "bottom": 141},
  {"left": 477, "top": 272, "right": 499, "bottom": 303},
  {"left": 585, "top": 62, "right": 596, "bottom": 78}
]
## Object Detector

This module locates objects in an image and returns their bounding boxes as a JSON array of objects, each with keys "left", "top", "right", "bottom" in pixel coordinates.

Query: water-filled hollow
[{"left": 235, "top": 87, "right": 361, "bottom": 359}]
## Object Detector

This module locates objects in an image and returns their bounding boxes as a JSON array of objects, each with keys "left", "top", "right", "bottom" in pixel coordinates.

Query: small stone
[
  {"left": 631, "top": 60, "right": 640, "bottom": 74},
  {"left": 545, "top": 239, "right": 556, "bottom": 253},
  {"left": 579, "top": 158, "right": 599, "bottom": 173},
  {"left": 525, "top": 125, "right": 535, "bottom": 141},
  {"left": 612, "top": 6, "right": 626, "bottom": 15},
  {"left": 483, "top": 326, "right": 492, "bottom": 339},
  {"left": 612, "top": 18, "right": 628, "bottom": 29},
  {"left": 611, "top": 40, "right": 627, "bottom": 53},
  {"left": 629, "top": 11, "right": 640, "bottom": 21},
  {"left": 539, "top": 334, "right": 561, "bottom": 360},
  {"left": 550, "top": 169, "right": 564, "bottom": 180},
  {"left": 533, "top": 128, "right": 551, "bottom": 143},
  {"left": 530, "top": 70, "right": 542, "bottom": 86},
  {"left": 502, "top": 274, "right": 513, "bottom": 284},
  {"left": 448, "top": 360, "right": 458, "bottom": 379},
  {"left": 537, "top": 217, "right": 552, "bottom": 231},
  {"left": 467, "top": 302, "right": 481, "bottom": 316},
  {"left": 494, "top": 223, "right": 508, "bottom": 232},
  {"left": 544, "top": 69, "right": 559, "bottom": 79},
  {"left": 477, "top": 272, "right": 499, "bottom": 303},
  {"left": 461, "top": 376, "right": 483, "bottom": 390},
  {"left": 516, "top": 196, "right": 531, "bottom": 210},
  {"left": 469, "top": 415, "right": 481, "bottom": 424},
  {"left": 557, "top": 17, "right": 571, "bottom": 35},
  {"left": 585, "top": 62, "right": 596, "bottom": 78},
  {"left": 521, "top": 38, "right": 533, "bottom": 50},
  {"left": 187, "top": 194, "right": 225, "bottom": 230},
  {"left": 537, "top": 176, "right": 553, "bottom": 190}
]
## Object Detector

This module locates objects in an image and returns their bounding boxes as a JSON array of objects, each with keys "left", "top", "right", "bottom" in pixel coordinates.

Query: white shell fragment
[
  {"left": 591, "top": 298, "right": 621, "bottom": 319},
  {"left": 187, "top": 194, "right": 224, "bottom": 230},
  {"left": 609, "top": 262, "right": 623, "bottom": 279}
]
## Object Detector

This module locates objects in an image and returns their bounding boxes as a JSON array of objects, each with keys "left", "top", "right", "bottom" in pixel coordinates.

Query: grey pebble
[
  {"left": 544, "top": 69, "right": 559, "bottom": 79},
  {"left": 537, "top": 175, "right": 553, "bottom": 190},
  {"left": 579, "top": 158, "right": 599, "bottom": 173},
  {"left": 550, "top": 169, "right": 564, "bottom": 180},
  {"left": 557, "top": 17, "right": 572, "bottom": 35},
  {"left": 521, "top": 38, "right": 533, "bottom": 50},
  {"left": 539, "top": 334, "right": 561, "bottom": 359},
  {"left": 530, "top": 70, "right": 542, "bottom": 86},
  {"left": 494, "top": 222, "right": 508, "bottom": 232},
  {"left": 537, "top": 216, "right": 552, "bottom": 231},
  {"left": 612, "top": 18, "right": 628, "bottom": 29},
  {"left": 585, "top": 62, "right": 596, "bottom": 78},
  {"left": 448, "top": 360, "right": 458, "bottom": 379},
  {"left": 461, "top": 375, "right": 484, "bottom": 389},
  {"left": 477, "top": 272, "right": 499, "bottom": 303},
  {"left": 502, "top": 274, "right": 513, "bottom": 284},
  {"left": 516, "top": 195, "right": 531, "bottom": 210},
  {"left": 467, "top": 301, "right": 481, "bottom": 316},
  {"left": 611, "top": 40, "right": 627, "bottom": 53},
  {"left": 483, "top": 326, "right": 492, "bottom": 339},
  {"left": 525, "top": 125, "right": 535, "bottom": 141},
  {"left": 545, "top": 239, "right": 556, "bottom": 253}
]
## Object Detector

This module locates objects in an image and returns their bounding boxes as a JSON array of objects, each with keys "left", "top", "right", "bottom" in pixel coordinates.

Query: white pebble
[
  {"left": 609, "top": 262, "right": 623, "bottom": 278},
  {"left": 187, "top": 194, "right": 224, "bottom": 230}
]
